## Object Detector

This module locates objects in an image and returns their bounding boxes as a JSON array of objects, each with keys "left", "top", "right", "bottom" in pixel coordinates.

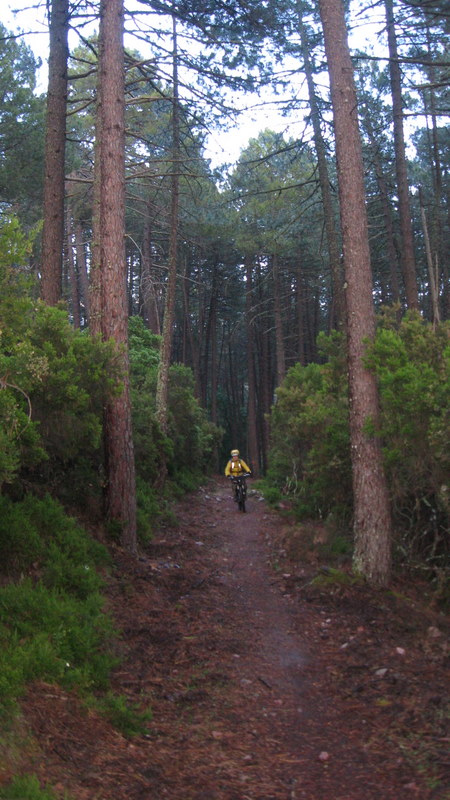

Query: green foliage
[
  {"left": 135, "top": 476, "right": 159, "bottom": 544},
  {"left": 266, "top": 316, "right": 450, "bottom": 571},
  {"left": 0, "top": 216, "right": 119, "bottom": 503},
  {"left": 0, "top": 495, "right": 115, "bottom": 714},
  {"left": 0, "top": 774, "right": 66, "bottom": 800},
  {"left": 267, "top": 332, "right": 351, "bottom": 521},
  {"left": 0, "top": 24, "right": 45, "bottom": 220},
  {"left": 365, "top": 312, "right": 450, "bottom": 566}
]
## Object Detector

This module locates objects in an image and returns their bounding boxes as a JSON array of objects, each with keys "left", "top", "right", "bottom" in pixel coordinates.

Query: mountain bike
[{"left": 231, "top": 474, "right": 249, "bottom": 512}]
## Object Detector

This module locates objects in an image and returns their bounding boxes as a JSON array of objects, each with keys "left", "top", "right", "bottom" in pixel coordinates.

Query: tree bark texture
[
  {"left": 318, "top": 0, "right": 393, "bottom": 585},
  {"left": 98, "top": 0, "right": 137, "bottom": 552},
  {"left": 41, "top": 0, "right": 69, "bottom": 306}
]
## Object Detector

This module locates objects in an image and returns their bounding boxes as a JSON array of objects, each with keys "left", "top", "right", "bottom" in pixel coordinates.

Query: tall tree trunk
[
  {"left": 299, "top": 12, "right": 344, "bottom": 330},
  {"left": 155, "top": 10, "right": 180, "bottom": 434},
  {"left": 384, "top": 0, "right": 419, "bottom": 310},
  {"left": 245, "top": 256, "right": 259, "bottom": 475},
  {"left": 318, "top": 0, "right": 393, "bottom": 586},
  {"left": 98, "top": 0, "right": 137, "bottom": 552},
  {"left": 41, "top": 0, "right": 69, "bottom": 305}
]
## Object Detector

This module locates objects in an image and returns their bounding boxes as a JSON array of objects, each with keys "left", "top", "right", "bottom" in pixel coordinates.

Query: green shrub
[
  {"left": 267, "top": 333, "right": 351, "bottom": 521},
  {"left": 365, "top": 312, "right": 450, "bottom": 566},
  {"left": 0, "top": 217, "right": 119, "bottom": 504},
  {"left": 266, "top": 315, "right": 450, "bottom": 570},
  {"left": 0, "top": 495, "right": 115, "bottom": 713}
]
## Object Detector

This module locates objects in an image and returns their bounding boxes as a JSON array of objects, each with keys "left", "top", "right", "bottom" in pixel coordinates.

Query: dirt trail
[{"left": 19, "top": 478, "right": 449, "bottom": 799}]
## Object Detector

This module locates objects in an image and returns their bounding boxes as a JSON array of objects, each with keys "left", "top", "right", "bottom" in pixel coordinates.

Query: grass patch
[
  {"left": 311, "top": 567, "right": 362, "bottom": 587},
  {"left": 0, "top": 774, "right": 70, "bottom": 800},
  {"left": 91, "top": 692, "right": 153, "bottom": 738}
]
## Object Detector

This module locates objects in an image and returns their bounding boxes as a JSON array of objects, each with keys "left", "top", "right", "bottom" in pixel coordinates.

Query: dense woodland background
[{"left": 0, "top": 0, "right": 449, "bottom": 771}]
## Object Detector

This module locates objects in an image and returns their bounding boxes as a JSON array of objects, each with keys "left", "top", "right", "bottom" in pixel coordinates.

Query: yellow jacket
[{"left": 225, "top": 457, "right": 251, "bottom": 477}]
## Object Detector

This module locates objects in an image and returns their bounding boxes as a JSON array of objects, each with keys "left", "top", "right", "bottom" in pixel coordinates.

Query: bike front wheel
[{"left": 238, "top": 484, "right": 246, "bottom": 512}]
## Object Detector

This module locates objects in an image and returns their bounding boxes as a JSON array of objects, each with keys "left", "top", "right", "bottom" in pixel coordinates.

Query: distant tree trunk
[
  {"left": 318, "top": 0, "right": 393, "bottom": 586},
  {"left": 97, "top": 0, "right": 137, "bottom": 552},
  {"left": 155, "top": 11, "right": 180, "bottom": 434},
  {"left": 66, "top": 209, "right": 80, "bottom": 328},
  {"left": 245, "top": 256, "right": 259, "bottom": 475},
  {"left": 209, "top": 276, "right": 218, "bottom": 423},
  {"left": 272, "top": 254, "right": 286, "bottom": 387},
  {"left": 256, "top": 259, "right": 271, "bottom": 470},
  {"left": 375, "top": 159, "right": 401, "bottom": 306},
  {"left": 419, "top": 187, "right": 440, "bottom": 325},
  {"left": 182, "top": 260, "right": 201, "bottom": 399},
  {"left": 90, "top": 87, "right": 102, "bottom": 336},
  {"left": 361, "top": 109, "right": 400, "bottom": 305},
  {"left": 424, "top": 22, "right": 447, "bottom": 319},
  {"left": 384, "top": 0, "right": 419, "bottom": 310},
  {"left": 75, "top": 220, "right": 90, "bottom": 326},
  {"left": 41, "top": 0, "right": 69, "bottom": 305},
  {"left": 295, "top": 257, "right": 306, "bottom": 365},
  {"left": 299, "top": 14, "right": 344, "bottom": 330},
  {"left": 141, "top": 199, "right": 160, "bottom": 333}
]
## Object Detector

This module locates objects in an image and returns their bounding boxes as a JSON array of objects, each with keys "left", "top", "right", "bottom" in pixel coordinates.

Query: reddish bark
[
  {"left": 318, "top": 0, "right": 393, "bottom": 585},
  {"left": 41, "top": 0, "right": 69, "bottom": 306},
  {"left": 98, "top": 0, "right": 137, "bottom": 552}
]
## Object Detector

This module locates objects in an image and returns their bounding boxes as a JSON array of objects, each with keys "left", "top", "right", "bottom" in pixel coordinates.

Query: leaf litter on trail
[{"left": 9, "top": 478, "right": 450, "bottom": 800}]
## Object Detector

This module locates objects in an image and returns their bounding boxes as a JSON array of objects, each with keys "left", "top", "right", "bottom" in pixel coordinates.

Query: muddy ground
[{"left": 10, "top": 478, "right": 450, "bottom": 798}]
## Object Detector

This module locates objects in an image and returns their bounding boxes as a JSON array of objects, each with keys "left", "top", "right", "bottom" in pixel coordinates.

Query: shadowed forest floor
[{"left": 9, "top": 478, "right": 450, "bottom": 799}]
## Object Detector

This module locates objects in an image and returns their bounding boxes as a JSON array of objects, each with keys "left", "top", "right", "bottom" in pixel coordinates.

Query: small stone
[
  {"left": 396, "top": 647, "right": 406, "bottom": 655},
  {"left": 318, "top": 751, "right": 329, "bottom": 762},
  {"left": 375, "top": 668, "right": 388, "bottom": 677}
]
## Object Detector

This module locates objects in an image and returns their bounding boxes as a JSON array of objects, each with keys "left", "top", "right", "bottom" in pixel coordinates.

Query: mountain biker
[{"left": 225, "top": 449, "right": 251, "bottom": 501}]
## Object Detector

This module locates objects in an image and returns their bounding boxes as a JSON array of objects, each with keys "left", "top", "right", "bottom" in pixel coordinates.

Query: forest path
[{"left": 22, "top": 479, "right": 447, "bottom": 799}]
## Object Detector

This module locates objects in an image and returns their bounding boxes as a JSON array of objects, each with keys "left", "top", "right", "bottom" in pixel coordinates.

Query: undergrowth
[{"left": 0, "top": 494, "right": 115, "bottom": 718}]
